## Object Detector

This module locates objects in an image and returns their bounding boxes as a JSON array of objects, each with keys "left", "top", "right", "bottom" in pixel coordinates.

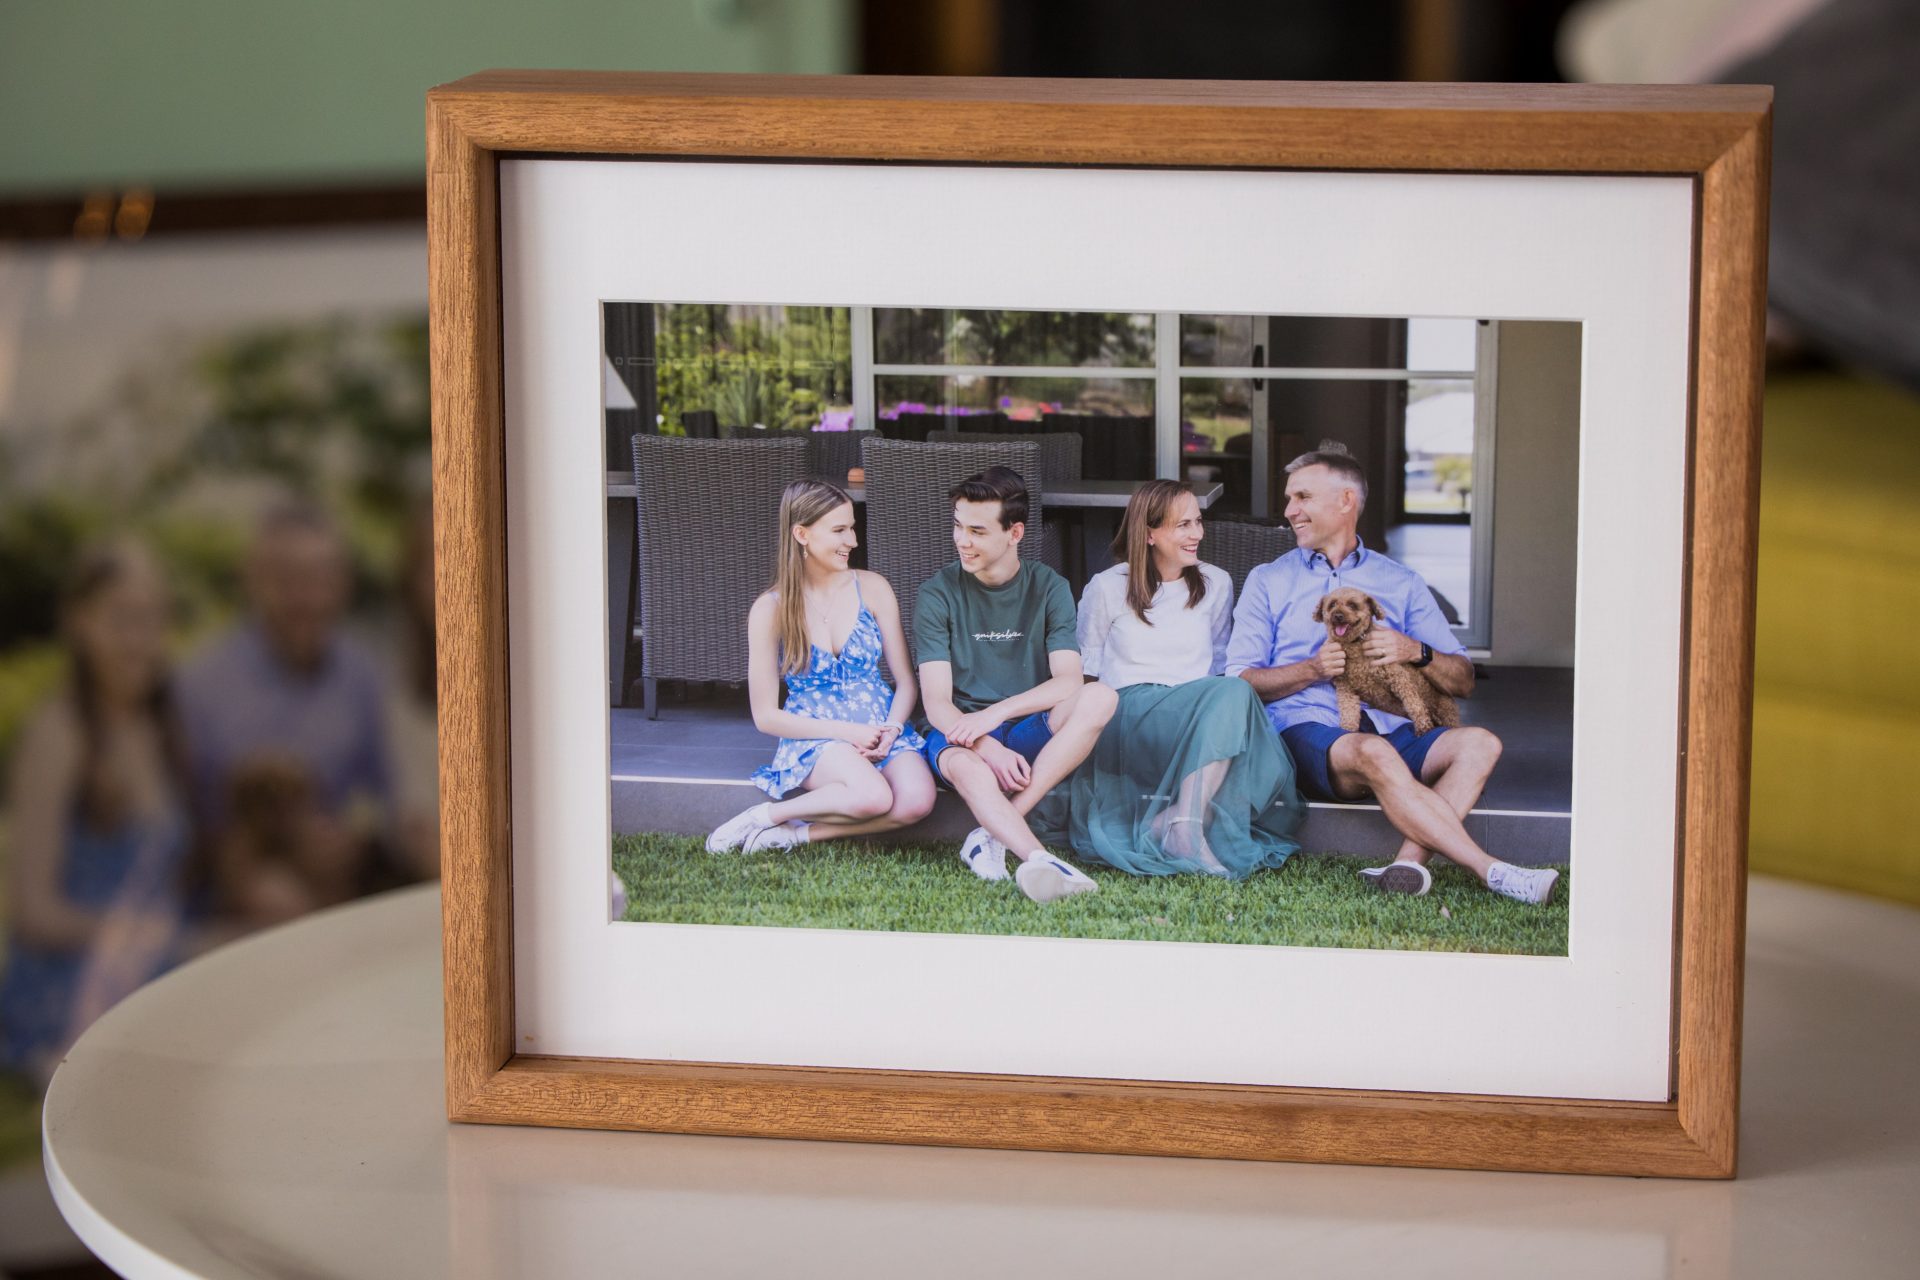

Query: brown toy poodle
[{"left": 1313, "top": 586, "right": 1460, "bottom": 735}]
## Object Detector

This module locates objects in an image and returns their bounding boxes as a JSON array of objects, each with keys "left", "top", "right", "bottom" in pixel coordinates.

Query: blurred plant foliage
[
  {"left": 1434, "top": 455, "right": 1473, "bottom": 509},
  {"left": 876, "top": 308, "right": 1155, "bottom": 369},
  {"left": 652, "top": 305, "right": 851, "bottom": 433},
  {"left": 0, "top": 311, "right": 430, "bottom": 765}
]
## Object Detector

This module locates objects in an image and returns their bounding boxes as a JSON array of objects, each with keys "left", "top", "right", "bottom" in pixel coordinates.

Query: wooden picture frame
[{"left": 429, "top": 72, "right": 1769, "bottom": 1177}]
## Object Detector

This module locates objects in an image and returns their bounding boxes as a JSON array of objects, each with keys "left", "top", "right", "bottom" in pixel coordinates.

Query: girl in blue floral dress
[
  {"left": 707, "top": 480, "right": 936, "bottom": 853},
  {"left": 2, "top": 543, "right": 191, "bottom": 1085}
]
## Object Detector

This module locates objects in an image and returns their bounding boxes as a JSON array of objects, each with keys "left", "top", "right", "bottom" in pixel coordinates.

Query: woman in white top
[{"left": 1042, "top": 481, "right": 1302, "bottom": 878}]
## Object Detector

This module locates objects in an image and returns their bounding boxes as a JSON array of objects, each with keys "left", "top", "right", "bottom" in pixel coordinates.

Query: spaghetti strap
[{"left": 749, "top": 570, "right": 925, "bottom": 799}]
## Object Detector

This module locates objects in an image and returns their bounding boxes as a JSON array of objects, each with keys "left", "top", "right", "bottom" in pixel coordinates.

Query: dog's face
[{"left": 1312, "top": 587, "right": 1383, "bottom": 643}]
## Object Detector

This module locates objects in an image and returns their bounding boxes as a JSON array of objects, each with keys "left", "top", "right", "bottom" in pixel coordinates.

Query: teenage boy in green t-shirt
[{"left": 915, "top": 467, "right": 1117, "bottom": 904}]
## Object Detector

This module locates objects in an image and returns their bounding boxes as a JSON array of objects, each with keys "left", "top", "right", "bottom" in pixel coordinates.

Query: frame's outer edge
[
  {"left": 450, "top": 1057, "right": 1725, "bottom": 1178},
  {"left": 1675, "top": 108, "right": 1772, "bottom": 1178},
  {"left": 430, "top": 96, "right": 515, "bottom": 1112},
  {"left": 426, "top": 73, "right": 1772, "bottom": 1177},
  {"left": 427, "top": 72, "right": 1770, "bottom": 176}
]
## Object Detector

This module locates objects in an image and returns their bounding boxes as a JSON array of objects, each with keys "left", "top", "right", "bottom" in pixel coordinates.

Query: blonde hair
[
  {"left": 1109, "top": 479, "right": 1206, "bottom": 624},
  {"left": 771, "top": 479, "right": 854, "bottom": 677}
]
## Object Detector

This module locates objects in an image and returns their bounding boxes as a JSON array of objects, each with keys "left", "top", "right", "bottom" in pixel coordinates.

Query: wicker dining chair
[
  {"left": 721, "top": 425, "right": 869, "bottom": 489},
  {"left": 1202, "top": 515, "right": 1298, "bottom": 599},
  {"left": 629, "top": 433, "right": 808, "bottom": 717},
  {"left": 927, "top": 430, "right": 1080, "bottom": 570},
  {"left": 859, "top": 437, "right": 1044, "bottom": 647},
  {"left": 927, "top": 429, "right": 1083, "bottom": 487},
  {"left": 1049, "top": 413, "right": 1154, "bottom": 480},
  {"left": 805, "top": 430, "right": 868, "bottom": 488}
]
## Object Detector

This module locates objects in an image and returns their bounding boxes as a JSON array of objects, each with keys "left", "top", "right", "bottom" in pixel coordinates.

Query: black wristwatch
[{"left": 1411, "top": 641, "right": 1434, "bottom": 669}]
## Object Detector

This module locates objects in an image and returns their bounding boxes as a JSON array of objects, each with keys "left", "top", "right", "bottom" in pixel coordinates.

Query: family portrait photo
[{"left": 604, "top": 302, "right": 1583, "bottom": 958}]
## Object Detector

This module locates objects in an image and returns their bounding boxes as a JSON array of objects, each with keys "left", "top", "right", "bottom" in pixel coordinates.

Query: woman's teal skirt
[{"left": 1032, "top": 677, "right": 1303, "bottom": 879}]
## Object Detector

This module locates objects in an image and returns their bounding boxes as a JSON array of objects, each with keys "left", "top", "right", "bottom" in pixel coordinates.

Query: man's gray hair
[{"left": 1283, "top": 439, "right": 1368, "bottom": 508}]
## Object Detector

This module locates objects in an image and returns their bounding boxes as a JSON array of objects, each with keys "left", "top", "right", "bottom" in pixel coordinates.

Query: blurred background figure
[
  {"left": 0, "top": 542, "right": 188, "bottom": 1088},
  {"left": 175, "top": 502, "right": 401, "bottom": 928}
]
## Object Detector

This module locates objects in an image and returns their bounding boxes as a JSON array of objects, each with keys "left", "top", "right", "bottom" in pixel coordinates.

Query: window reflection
[{"left": 875, "top": 309, "right": 1154, "bottom": 368}]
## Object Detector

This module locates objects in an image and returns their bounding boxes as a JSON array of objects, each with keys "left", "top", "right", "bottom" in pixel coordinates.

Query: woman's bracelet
[{"left": 881, "top": 721, "right": 903, "bottom": 732}]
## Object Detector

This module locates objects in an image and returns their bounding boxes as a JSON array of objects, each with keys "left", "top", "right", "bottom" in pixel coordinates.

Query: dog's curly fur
[{"left": 1314, "top": 587, "right": 1460, "bottom": 735}]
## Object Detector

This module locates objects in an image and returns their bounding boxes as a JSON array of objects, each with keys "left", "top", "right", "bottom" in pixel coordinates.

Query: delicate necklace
[{"left": 806, "top": 576, "right": 846, "bottom": 651}]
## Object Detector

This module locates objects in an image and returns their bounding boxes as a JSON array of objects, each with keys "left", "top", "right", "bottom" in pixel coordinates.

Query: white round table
[{"left": 42, "top": 877, "right": 1920, "bottom": 1279}]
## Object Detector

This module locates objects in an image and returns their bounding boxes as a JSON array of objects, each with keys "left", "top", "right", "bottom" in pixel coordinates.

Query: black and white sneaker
[
  {"left": 959, "top": 826, "right": 1010, "bottom": 882},
  {"left": 1014, "top": 854, "right": 1098, "bottom": 904}
]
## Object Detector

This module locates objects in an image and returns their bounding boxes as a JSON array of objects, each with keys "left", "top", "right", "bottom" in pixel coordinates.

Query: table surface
[
  {"left": 607, "top": 472, "right": 1224, "bottom": 509},
  {"left": 43, "top": 877, "right": 1920, "bottom": 1280}
]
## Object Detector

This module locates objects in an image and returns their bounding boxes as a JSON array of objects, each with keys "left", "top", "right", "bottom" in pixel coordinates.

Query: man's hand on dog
[{"left": 1362, "top": 625, "right": 1420, "bottom": 667}]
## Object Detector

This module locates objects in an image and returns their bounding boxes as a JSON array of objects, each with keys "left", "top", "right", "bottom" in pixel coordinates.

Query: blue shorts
[
  {"left": 921, "top": 711, "right": 1054, "bottom": 789},
  {"left": 1280, "top": 720, "right": 1451, "bottom": 803}
]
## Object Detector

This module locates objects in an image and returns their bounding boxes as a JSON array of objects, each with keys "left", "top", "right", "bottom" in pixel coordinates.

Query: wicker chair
[
  {"left": 1050, "top": 413, "right": 1154, "bottom": 480},
  {"left": 721, "top": 426, "right": 869, "bottom": 489},
  {"left": 927, "top": 429, "right": 1082, "bottom": 486},
  {"left": 928, "top": 430, "right": 1079, "bottom": 571},
  {"left": 859, "top": 437, "right": 1044, "bottom": 646},
  {"left": 629, "top": 434, "right": 808, "bottom": 717},
  {"left": 878, "top": 411, "right": 1009, "bottom": 441},
  {"left": 806, "top": 430, "right": 868, "bottom": 488},
  {"left": 1203, "top": 515, "right": 1298, "bottom": 599}
]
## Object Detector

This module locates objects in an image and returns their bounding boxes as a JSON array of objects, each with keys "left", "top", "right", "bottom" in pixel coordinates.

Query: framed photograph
[{"left": 431, "top": 72, "right": 1768, "bottom": 1176}]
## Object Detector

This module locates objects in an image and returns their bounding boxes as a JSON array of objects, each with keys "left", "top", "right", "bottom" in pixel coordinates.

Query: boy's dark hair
[{"left": 949, "top": 466, "right": 1029, "bottom": 529}]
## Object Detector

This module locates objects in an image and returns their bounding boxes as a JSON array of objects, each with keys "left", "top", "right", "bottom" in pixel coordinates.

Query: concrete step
[{"left": 612, "top": 777, "right": 1569, "bottom": 865}]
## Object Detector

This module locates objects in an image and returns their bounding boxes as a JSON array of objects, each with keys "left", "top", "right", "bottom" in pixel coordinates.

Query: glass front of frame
[
  {"left": 502, "top": 158, "right": 1691, "bottom": 1100},
  {"left": 604, "top": 301, "right": 1561, "bottom": 959}
]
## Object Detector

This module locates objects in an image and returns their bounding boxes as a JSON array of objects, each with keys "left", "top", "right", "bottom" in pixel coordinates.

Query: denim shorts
[
  {"left": 1280, "top": 719, "right": 1450, "bottom": 802},
  {"left": 921, "top": 711, "right": 1055, "bottom": 789}
]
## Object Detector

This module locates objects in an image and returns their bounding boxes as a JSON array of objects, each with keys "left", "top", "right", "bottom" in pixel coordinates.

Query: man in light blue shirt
[
  {"left": 176, "top": 504, "right": 399, "bottom": 910},
  {"left": 1226, "top": 443, "right": 1558, "bottom": 905}
]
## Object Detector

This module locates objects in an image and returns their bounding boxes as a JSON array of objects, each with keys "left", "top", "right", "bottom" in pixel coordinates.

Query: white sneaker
[
  {"left": 744, "top": 822, "right": 808, "bottom": 853},
  {"left": 959, "top": 827, "right": 1010, "bottom": 882},
  {"left": 1359, "top": 861, "right": 1432, "bottom": 896},
  {"left": 707, "top": 802, "right": 773, "bottom": 853},
  {"left": 1486, "top": 862, "right": 1560, "bottom": 905},
  {"left": 1014, "top": 853, "right": 1098, "bottom": 904}
]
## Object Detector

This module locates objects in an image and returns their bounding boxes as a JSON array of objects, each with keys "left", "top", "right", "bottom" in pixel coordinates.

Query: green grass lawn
[{"left": 614, "top": 834, "right": 1569, "bottom": 956}]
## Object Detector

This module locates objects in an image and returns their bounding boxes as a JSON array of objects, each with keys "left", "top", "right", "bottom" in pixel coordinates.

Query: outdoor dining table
[{"left": 603, "top": 474, "right": 1223, "bottom": 706}]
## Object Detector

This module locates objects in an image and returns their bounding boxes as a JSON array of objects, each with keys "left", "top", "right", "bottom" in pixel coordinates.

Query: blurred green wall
[{"left": 0, "top": 0, "right": 854, "bottom": 195}]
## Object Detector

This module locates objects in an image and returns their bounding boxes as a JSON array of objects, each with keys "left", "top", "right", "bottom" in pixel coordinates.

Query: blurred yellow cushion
[{"left": 1751, "top": 371, "right": 1920, "bottom": 903}]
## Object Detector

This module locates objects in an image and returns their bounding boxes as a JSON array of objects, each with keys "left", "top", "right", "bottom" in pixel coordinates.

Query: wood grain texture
[
  {"left": 430, "top": 95, "right": 515, "bottom": 1110},
  {"left": 449, "top": 1056, "right": 1724, "bottom": 1178},
  {"left": 1674, "top": 113, "right": 1772, "bottom": 1178},
  {"left": 429, "top": 72, "right": 1771, "bottom": 175},
  {"left": 428, "top": 74, "right": 1771, "bottom": 1176}
]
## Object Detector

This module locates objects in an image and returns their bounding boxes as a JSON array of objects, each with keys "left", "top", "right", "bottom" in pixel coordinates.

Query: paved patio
[{"left": 610, "top": 666, "right": 1574, "bottom": 864}]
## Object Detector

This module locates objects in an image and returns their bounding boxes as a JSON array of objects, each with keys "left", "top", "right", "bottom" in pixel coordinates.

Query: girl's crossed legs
[{"left": 765, "top": 743, "right": 937, "bottom": 842}]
